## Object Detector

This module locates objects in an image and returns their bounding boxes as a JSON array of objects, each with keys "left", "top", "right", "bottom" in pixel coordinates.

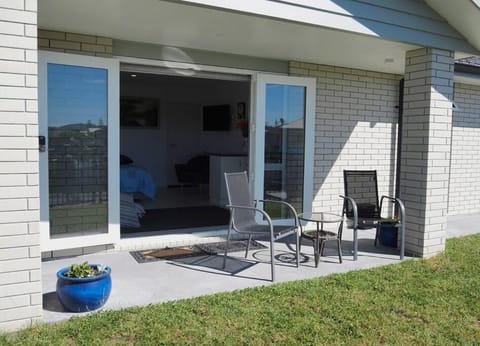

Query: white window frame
[
  {"left": 38, "top": 51, "right": 120, "bottom": 251},
  {"left": 252, "top": 73, "right": 316, "bottom": 219}
]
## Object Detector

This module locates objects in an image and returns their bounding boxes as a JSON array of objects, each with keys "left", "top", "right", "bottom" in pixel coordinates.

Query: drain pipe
[{"left": 395, "top": 78, "right": 404, "bottom": 213}]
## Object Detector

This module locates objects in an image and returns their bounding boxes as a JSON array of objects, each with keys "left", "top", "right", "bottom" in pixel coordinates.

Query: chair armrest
[
  {"left": 225, "top": 204, "right": 274, "bottom": 231},
  {"left": 379, "top": 196, "right": 405, "bottom": 224},
  {"left": 256, "top": 199, "right": 299, "bottom": 226},
  {"left": 339, "top": 195, "right": 358, "bottom": 229}
]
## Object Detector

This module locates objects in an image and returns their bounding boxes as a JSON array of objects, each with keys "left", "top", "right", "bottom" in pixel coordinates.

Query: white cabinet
[{"left": 209, "top": 155, "right": 248, "bottom": 207}]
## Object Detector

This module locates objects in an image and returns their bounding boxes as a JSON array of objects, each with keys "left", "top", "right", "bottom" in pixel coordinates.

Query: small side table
[{"left": 299, "top": 212, "right": 344, "bottom": 267}]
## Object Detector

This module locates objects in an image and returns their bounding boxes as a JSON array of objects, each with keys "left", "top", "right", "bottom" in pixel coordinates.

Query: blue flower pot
[
  {"left": 379, "top": 224, "right": 398, "bottom": 247},
  {"left": 56, "top": 264, "right": 112, "bottom": 312}
]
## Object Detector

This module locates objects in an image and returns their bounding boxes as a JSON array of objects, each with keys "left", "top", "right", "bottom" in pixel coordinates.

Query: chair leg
[
  {"left": 296, "top": 230, "right": 300, "bottom": 268},
  {"left": 245, "top": 234, "right": 252, "bottom": 258},
  {"left": 270, "top": 237, "right": 275, "bottom": 282},
  {"left": 337, "top": 239, "right": 343, "bottom": 264},
  {"left": 353, "top": 227, "right": 358, "bottom": 261},
  {"left": 223, "top": 227, "right": 231, "bottom": 270}
]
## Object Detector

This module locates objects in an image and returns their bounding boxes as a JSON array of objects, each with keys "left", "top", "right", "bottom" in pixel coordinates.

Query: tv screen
[{"left": 203, "top": 104, "right": 230, "bottom": 131}]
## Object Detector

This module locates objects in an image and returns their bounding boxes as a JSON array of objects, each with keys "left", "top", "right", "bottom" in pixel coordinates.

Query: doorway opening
[{"left": 119, "top": 70, "right": 250, "bottom": 237}]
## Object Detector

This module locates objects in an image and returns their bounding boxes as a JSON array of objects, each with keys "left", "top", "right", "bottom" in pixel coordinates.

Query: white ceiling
[{"left": 40, "top": 0, "right": 425, "bottom": 74}]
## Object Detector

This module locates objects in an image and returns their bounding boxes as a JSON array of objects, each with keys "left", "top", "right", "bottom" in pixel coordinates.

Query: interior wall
[{"left": 120, "top": 73, "right": 250, "bottom": 187}]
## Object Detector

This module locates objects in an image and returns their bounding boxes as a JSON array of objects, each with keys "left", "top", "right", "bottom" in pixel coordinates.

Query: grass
[{"left": 2, "top": 234, "right": 480, "bottom": 345}]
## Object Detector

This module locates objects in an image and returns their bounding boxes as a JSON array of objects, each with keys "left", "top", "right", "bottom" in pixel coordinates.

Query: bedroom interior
[{"left": 119, "top": 70, "right": 250, "bottom": 236}]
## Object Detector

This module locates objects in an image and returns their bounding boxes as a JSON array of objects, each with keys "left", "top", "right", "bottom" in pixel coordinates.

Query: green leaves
[{"left": 65, "top": 262, "right": 105, "bottom": 278}]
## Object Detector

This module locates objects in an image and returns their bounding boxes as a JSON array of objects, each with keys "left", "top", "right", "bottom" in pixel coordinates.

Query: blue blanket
[{"left": 120, "top": 166, "right": 156, "bottom": 199}]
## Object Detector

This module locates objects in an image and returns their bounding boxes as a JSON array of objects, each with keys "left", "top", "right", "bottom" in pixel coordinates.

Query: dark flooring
[{"left": 121, "top": 206, "right": 230, "bottom": 234}]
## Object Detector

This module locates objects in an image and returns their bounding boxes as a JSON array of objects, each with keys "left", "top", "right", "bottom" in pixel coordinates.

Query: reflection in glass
[
  {"left": 264, "top": 84, "right": 306, "bottom": 218},
  {"left": 47, "top": 64, "right": 108, "bottom": 237}
]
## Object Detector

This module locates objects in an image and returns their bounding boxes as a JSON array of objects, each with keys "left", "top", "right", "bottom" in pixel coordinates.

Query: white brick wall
[
  {"left": 289, "top": 62, "right": 401, "bottom": 214},
  {"left": 448, "top": 83, "right": 480, "bottom": 215},
  {"left": 0, "top": 0, "right": 42, "bottom": 332},
  {"left": 400, "top": 48, "right": 454, "bottom": 257},
  {"left": 38, "top": 29, "right": 112, "bottom": 57}
]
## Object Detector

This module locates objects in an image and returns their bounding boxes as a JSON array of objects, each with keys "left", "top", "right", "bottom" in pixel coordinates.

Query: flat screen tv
[{"left": 203, "top": 104, "right": 230, "bottom": 131}]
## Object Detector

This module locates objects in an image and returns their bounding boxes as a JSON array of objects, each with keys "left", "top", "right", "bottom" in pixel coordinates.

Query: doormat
[{"left": 130, "top": 240, "right": 267, "bottom": 264}]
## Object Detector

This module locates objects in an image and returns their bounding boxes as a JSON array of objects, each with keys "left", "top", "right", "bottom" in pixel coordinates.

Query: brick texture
[
  {"left": 38, "top": 29, "right": 112, "bottom": 57},
  {"left": 0, "top": 0, "right": 42, "bottom": 332},
  {"left": 289, "top": 61, "right": 401, "bottom": 216},
  {"left": 448, "top": 83, "right": 480, "bottom": 215},
  {"left": 400, "top": 48, "right": 454, "bottom": 257}
]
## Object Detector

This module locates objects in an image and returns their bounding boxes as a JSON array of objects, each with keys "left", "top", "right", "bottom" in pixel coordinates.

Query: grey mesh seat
[
  {"left": 340, "top": 170, "right": 405, "bottom": 261},
  {"left": 223, "top": 171, "right": 300, "bottom": 282}
]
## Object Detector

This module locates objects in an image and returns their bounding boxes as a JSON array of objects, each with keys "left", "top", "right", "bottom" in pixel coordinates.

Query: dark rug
[
  {"left": 122, "top": 206, "right": 230, "bottom": 233},
  {"left": 130, "top": 240, "right": 267, "bottom": 263}
]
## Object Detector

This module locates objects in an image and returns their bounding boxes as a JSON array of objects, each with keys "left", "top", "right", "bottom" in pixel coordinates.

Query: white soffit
[
  {"left": 425, "top": 0, "right": 480, "bottom": 51},
  {"left": 39, "top": 0, "right": 420, "bottom": 74}
]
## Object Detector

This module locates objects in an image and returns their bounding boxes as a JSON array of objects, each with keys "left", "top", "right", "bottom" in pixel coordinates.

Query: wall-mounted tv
[{"left": 203, "top": 104, "right": 231, "bottom": 131}]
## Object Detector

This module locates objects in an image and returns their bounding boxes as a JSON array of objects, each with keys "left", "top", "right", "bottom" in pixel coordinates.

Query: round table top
[{"left": 299, "top": 212, "right": 343, "bottom": 223}]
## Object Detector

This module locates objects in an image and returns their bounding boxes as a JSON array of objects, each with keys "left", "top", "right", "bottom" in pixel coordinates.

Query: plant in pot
[{"left": 56, "top": 261, "right": 112, "bottom": 313}]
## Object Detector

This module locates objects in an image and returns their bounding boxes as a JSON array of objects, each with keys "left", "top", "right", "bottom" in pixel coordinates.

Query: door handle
[{"left": 39, "top": 136, "right": 46, "bottom": 152}]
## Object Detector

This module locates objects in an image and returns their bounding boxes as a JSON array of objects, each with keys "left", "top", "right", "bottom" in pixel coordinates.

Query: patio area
[{"left": 41, "top": 213, "right": 480, "bottom": 324}]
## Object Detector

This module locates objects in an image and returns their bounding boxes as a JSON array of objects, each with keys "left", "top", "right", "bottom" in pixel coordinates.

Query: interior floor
[{"left": 142, "top": 186, "right": 210, "bottom": 210}]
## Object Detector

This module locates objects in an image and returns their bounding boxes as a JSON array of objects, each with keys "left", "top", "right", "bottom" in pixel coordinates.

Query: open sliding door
[
  {"left": 39, "top": 52, "right": 120, "bottom": 251},
  {"left": 251, "top": 74, "right": 316, "bottom": 219}
]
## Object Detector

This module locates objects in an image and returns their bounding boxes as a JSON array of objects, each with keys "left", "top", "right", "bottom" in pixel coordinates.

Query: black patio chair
[
  {"left": 340, "top": 170, "right": 405, "bottom": 261},
  {"left": 223, "top": 171, "right": 300, "bottom": 282}
]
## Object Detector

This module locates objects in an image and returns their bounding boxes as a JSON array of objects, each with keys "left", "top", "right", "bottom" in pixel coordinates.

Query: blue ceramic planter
[{"left": 56, "top": 264, "right": 112, "bottom": 313}]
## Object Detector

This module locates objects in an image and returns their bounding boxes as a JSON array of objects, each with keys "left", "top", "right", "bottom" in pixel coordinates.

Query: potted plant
[{"left": 56, "top": 261, "right": 112, "bottom": 312}]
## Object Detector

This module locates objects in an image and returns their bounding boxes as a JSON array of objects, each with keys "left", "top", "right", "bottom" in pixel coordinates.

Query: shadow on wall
[{"left": 293, "top": 65, "right": 402, "bottom": 215}]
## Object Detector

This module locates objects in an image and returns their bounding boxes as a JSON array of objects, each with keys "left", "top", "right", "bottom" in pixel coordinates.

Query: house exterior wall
[
  {"left": 448, "top": 83, "right": 480, "bottom": 215},
  {"left": 38, "top": 29, "right": 112, "bottom": 57},
  {"left": 400, "top": 48, "right": 454, "bottom": 257},
  {"left": 288, "top": 61, "right": 401, "bottom": 215},
  {"left": 0, "top": 0, "right": 42, "bottom": 332}
]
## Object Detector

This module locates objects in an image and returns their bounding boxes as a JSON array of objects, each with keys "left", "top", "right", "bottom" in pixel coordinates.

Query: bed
[{"left": 120, "top": 165, "right": 156, "bottom": 200}]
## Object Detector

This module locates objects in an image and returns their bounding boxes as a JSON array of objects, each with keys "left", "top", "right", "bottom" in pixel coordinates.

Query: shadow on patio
[{"left": 41, "top": 225, "right": 408, "bottom": 324}]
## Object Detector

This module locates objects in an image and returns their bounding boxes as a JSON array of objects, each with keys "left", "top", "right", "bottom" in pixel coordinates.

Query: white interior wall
[{"left": 120, "top": 73, "right": 250, "bottom": 187}]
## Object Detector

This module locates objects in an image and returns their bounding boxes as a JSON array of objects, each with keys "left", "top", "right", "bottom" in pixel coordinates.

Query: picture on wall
[{"left": 120, "top": 97, "right": 159, "bottom": 127}]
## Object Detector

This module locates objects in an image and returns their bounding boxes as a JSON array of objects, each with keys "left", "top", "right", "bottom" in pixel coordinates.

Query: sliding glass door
[
  {"left": 252, "top": 74, "right": 316, "bottom": 219},
  {"left": 39, "top": 52, "right": 119, "bottom": 251}
]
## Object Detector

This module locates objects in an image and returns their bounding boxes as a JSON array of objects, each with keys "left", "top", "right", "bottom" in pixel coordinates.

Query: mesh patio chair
[
  {"left": 340, "top": 170, "right": 405, "bottom": 261},
  {"left": 223, "top": 171, "right": 300, "bottom": 282}
]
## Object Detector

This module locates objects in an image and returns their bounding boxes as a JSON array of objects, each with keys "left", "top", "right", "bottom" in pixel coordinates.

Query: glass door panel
[
  {"left": 47, "top": 64, "right": 109, "bottom": 238},
  {"left": 253, "top": 74, "right": 315, "bottom": 221},
  {"left": 264, "top": 84, "right": 306, "bottom": 217},
  {"left": 39, "top": 52, "right": 119, "bottom": 251}
]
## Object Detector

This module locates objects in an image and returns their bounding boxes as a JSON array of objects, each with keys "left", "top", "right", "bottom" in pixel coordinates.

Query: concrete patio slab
[{"left": 41, "top": 213, "right": 479, "bottom": 324}]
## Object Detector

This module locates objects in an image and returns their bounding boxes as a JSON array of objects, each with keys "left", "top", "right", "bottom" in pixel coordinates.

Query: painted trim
[
  {"left": 38, "top": 51, "right": 120, "bottom": 252},
  {"left": 455, "top": 72, "right": 480, "bottom": 86}
]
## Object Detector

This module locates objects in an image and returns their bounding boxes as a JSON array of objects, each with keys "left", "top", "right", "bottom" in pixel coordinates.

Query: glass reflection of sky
[
  {"left": 48, "top": 63, "right": 107, "bottom": 127},
  {"left": 265, "top": 84, "right": 305, "bottom": 127}
]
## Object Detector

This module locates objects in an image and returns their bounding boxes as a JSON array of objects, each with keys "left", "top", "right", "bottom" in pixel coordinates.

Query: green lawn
[{"left": 2, "top": 234, "right": 480, "bottom": 345}]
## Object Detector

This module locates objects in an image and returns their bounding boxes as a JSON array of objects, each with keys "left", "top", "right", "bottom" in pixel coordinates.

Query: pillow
[
  {"left": 120, "top": 193, "right": 140, "bottom": 228},
  {"left": 120, "top": 154, "right": 133, "bottom": 165}
]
